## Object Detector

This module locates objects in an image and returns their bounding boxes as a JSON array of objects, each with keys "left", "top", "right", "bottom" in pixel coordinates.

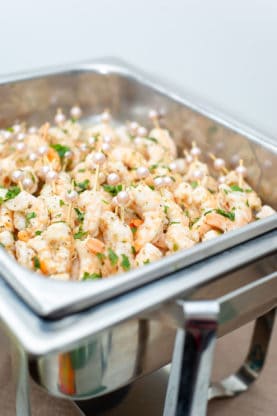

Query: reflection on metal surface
[
  {"left": 12, "top": 345, "right": 31, "bottom": 416},
  {"left": 28, "top": 257, "right": 276, "bottom": 403},
  {"left": 209, "top": 309, "right": 276, "bottom": 399}
]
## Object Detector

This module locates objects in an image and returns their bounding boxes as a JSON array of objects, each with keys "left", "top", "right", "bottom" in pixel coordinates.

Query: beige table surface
[{"left": 1, "top": 321, "right": 276, "bottom": 416}]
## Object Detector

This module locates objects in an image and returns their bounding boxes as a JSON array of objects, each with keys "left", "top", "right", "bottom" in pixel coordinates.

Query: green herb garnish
[
  {"left": 169, "top": 221, "right": 180, "bottom": 225},
  {"left": 74, "top": 207, "right": 85, "bottom": 222},
  {"left": 108, "top": 248, "right": 119, "bottom": 266},
  {"left": 131, "top": 226, "right": 137, "bottom": 234},
  {"left": 190, "top": 181, "right": 198, "bottom": 189},
  {"left": 5, "top": 186, "right": 21, "bottom": 201},
  {"left": 164, "top": 205, "right": 169, "bottom": 214},
  {"left": 35, "top": 230, "right": 42, "bottom": 236},
  {"left": 26, "top": 212, "right": 36, "bottom": 226},
  {"left": 173, "top": 243, "right": 179, "bottom": 252},
  {"left": 82, "top": 272, "right": 101, "bottom": 281},
  {"left": 149, "top": 164, "right": 159, "bottom": 172},
  {"left": 145, "top": 137, "right": 158, "bottom": 143},
  {"left": 121, "top": 254, "right": 131, "bottom": 271},
  {"left": 148, "top": 185, "right": 155, "bottom": 190},
  {"left": 230, "top": 185, "right": 244, "bottom": 192},
  {"left": 33, "top": 256, "right": 40, "bottom": 270},
  {"left": 96, "top": 252, "right": 105, "bottom": 262},
  {"left": 103, "top": 184, "right": 122, "bottom": 196},
  {"left": 73, "top": 228, "right": 88, "bottom": 240},
  {"left": 143, "top": 259, "right": 150, "bottom": 264},
  {"left": 59, "top": 199, "right": 65, "bottom": 206},
  {"left": 50, "top": 143, "right": 71, "bottom": 160},
  {"left": 216, "top": 208, "right": 235, "bottom": 221},
  {"left": 131, "top": 246, "right": 136, "bottom": 255},
  {"left": 75, "top": 179, "right": 90, "bottom": 192}
]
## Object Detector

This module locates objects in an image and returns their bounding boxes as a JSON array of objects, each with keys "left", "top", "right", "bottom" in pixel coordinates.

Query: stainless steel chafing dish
[{"left": 0, "top": 58, "right": 276, "bottom": 416}]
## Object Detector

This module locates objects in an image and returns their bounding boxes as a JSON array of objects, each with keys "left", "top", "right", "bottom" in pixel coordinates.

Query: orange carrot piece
[
  {"left": 58, "top": 353, "right": 76, "bottom": 395},
  {"left": 17, "top": 230, "right": 31, "bottom": 242},
  {"left": 129, "top": 218, "right": 143, "bottom": 228},
  {"left": 39, "top": 259, "right": 48, "bottom": 275}
]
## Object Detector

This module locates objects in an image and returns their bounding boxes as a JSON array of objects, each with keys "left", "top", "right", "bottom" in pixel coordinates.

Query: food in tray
[{"left": 0, "top": 108, "right": 275, "bottom": 281}]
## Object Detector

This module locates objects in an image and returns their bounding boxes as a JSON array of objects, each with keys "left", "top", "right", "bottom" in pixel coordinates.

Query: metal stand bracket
[
  {"left": 209, "top": 308, "right": 276, "bottom": 399},
  {"left": 163, "top": 301, "right": 219, "bottom": 416},
  {"left": 12, "top": 344, "right": 31, "bottom": 416}
]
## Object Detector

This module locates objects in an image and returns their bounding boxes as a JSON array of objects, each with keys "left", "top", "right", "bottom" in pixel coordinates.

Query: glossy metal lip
[
  {"left": 0, "top": 230, "right": 276, "bottom": 357},
  {"left": 0, "top": 57, "right": 276, "bottom": 318}
]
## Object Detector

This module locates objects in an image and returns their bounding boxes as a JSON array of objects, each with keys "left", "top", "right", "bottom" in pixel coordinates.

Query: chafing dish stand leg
[
  {"left": 209, "top": 308, "right": 276, "bottom": 399},
  {"left": 12, "top": 344, "right": 31, "bottom": 416},
  {"left": 163, "top": 301, "right": 219, "bottom": 416}
]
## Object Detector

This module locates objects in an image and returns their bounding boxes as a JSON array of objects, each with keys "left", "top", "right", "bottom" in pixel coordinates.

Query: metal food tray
[
  {"left": 0, "top": 59, "right": 276, "bottom": 416},
  {"left": 0, "top": 58, "right": 276, "bottom": 318}
]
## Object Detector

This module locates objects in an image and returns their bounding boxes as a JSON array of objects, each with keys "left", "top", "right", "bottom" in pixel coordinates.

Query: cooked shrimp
[
  {"left": 149, "top": 128, "right": 177, "bottom": 159},
  {"left": 5, "top": 191, "right": 49, "bottom": 235},
  {"left": 135, "top": 243, "right": 163, "bottom": 267},
  {"left": 27, "top": 222, "right": 74, "bottom": 275},
  {"left": 75, "top": 238, "right": 102, "bottom": 280},
  {"left": 77, "top": 190, "right": 105, "bottom": 237},
  {"left": 100, "top": 211, "right": 134, "bottom": 273},
  {"left": 130, "top": 184, "right": 165, "bottom": 251},
  {"left": 256, "top": 205, "right": 276, "bottom": 219}
]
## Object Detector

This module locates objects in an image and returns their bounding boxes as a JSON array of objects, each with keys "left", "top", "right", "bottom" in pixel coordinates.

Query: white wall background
[{"left": 0, "top": 0, "right": 277, "bottom": 139}]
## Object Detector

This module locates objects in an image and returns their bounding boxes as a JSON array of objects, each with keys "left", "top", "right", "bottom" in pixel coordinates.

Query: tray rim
[
  {"left": 0, "top": 230, "right": 275, "bottom": 356},
  {"left": 0, "top": 57, "right": 276, "bottom": 318}
]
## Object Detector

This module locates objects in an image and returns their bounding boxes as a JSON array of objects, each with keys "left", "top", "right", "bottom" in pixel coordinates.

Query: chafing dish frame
[
  {"left": 0, "top": 58, "right": 276, "bottom": 318},
  {"left": 0, "top": 58, "right": 276, "bottom": 416}
]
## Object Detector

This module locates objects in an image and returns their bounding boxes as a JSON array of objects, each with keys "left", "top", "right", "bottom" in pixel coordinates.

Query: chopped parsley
[
  {"left": 59, "top": 199, "right": 65, "bottom": 206},
  {"left": 131, "top": 246, "right": 136, "bottom": 255},
  {"left": 121, "top": 254, "right": 131, "bottom": 271},
  {"left": 164, "top": 205, "right": 169, "bottom": 214},
  {"left": 169, "top": 221, "right": 180, "bottom": 225},
  {"left": 75, "top": 179, "right": 90, "bottom": 192},
  {"left": 35, "top": 230, "right": 42, "bottom": 236},
  {"left": 148, "top": 185, "right": 155, "bottom": 190},
  {"left": 6, "top": 127, "right": 14, "bottom": 132},
  {"left": 96, "top": 252, "right": 106, "bottom": 263},
  {"left": 230, "top": 185, "right": 244, "bottom": 192},
  {"left": 82, "top": 272, "right": 101, "bottom": 280},
  {"left": 143, "top": 259, "right": 150, "bottom": 264},
  {"left": 103, "top": 184, "right": 122, "bottom": 196},
  {"left": 131, "top": 226, "right": 137, "bottom": 234},
  {"left": 145, "top": 136, "right": 158, "bottom": 143},
  {"left": 216, "top": 208, "right": 235, "bottom": 221},
  {"left": 173, "top": 243, "right": 179, "bottom": 252},
  {"left": 50, "top": 143, "right": 71, "bottom": 160},
  {"left": 26, "top": 212, "right": 36, "bottom": 226},
  {"left": 108, "top": 248, "right": 119, "bottom": 266},
  {"left": 33, "top": 256, "right": 40, "bottom": 270},
  {"left": 245, "top": 189, "right": 253, "bottom": 193},
  {"left": 5, "top": 186, "right": 21, "bottom": 201},
  {"left": 74, "top": 207, "right": 85, "bottom": 222},
  {"left": 190, "top": 181, "right": 198, "bottom": 189},
  {"left": 204, "top": 210, "right": 213, "bottom": 216},
  {"left": 73, "top": 228, "right": 88, "bottom": 240},
  {"left": 149, "top": 164, "right": 159, "bottom": 172}
]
